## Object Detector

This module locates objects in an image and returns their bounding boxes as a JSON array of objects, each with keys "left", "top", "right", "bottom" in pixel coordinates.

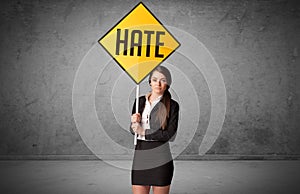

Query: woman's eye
[{"left": 151, "top": 78, "right": 167, "bottom": 83}]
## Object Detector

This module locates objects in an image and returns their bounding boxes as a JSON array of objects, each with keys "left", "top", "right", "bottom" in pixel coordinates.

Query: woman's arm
[
  {"left": 129, "top": 97, "right": 145, "bottom": 135},
  {"left": 145, "top": 101, "right": 179, "bottom": 142},
  {"left": 129, "top": 99, "right": 137, "bottom": 135}
]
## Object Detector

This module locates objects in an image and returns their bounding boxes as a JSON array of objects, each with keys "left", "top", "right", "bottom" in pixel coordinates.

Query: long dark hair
[{"left": 148, "top": 66, "right": 172, "bottom": 129}]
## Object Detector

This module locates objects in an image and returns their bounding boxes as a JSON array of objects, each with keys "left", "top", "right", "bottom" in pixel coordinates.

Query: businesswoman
[{"left": 130, "top": 66, "right": 179, "bottom": 194}]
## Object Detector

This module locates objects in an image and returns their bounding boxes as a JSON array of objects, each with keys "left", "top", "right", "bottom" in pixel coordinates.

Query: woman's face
[{"left": 150, "top": 70, "right": 168, "bottom": 95}]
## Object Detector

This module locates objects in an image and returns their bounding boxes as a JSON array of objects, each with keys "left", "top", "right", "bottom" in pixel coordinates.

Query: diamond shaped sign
[{"left": 99, "top": 2, "right": 180, "bottom": 84}]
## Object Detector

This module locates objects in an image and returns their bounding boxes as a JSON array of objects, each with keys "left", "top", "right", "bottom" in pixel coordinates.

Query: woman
[{"left": 130, "top": 66, "right": 179, "bottom": 194}]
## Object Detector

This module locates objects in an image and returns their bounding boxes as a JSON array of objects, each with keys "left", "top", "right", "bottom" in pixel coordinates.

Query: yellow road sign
[{"left": 99, "top": 2, "right": 180, "bottom": 84}]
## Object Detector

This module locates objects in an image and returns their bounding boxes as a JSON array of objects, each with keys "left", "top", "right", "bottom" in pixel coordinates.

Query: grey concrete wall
[{"left": 0, "top": 0, "right": 299, "bottom": 158}]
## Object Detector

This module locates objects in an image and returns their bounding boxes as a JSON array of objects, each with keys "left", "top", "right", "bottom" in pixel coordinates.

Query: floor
[{"left": 0, "top": 160, "right": 300, "bottom": 194}]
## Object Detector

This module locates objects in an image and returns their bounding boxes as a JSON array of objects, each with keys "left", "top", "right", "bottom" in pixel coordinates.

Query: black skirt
[{"left": 131, "top": 140, "right": 174, "bottom": 186}]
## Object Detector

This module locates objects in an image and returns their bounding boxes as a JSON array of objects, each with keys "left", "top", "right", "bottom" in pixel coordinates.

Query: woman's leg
[
  {"left": 152, "top": 185, "right": 171, "bottom": 194},
  {"left": 132, "top": 185, "right": 150, "bottom": 194}
]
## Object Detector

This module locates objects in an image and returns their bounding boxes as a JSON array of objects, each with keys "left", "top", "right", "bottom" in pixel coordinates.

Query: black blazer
[{"left": 130, "top": 96, "right": 179, "bottom": 142}]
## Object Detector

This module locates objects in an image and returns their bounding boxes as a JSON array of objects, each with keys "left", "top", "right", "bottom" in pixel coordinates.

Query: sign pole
[{"left": 134, "top": 84, "right": 139, "bottom": 145}]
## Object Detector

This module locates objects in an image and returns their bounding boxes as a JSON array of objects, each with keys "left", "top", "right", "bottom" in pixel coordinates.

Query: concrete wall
[{"left": 0, "top": 0, "right": 299, "bottom": 159}]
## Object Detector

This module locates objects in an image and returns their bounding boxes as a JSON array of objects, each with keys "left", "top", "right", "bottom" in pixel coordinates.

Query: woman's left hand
[{"left": 131, "top": 122, "right": 145, "bottom": 136}]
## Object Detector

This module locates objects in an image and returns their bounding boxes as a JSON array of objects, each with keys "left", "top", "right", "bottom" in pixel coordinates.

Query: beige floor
[{"left": 0, "top": 160, "right": 300, "bottom": 194}]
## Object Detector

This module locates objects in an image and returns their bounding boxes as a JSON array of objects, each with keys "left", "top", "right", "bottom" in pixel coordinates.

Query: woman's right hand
[{"left": 131, "top": 113, "right": 141, "bottom": 123}]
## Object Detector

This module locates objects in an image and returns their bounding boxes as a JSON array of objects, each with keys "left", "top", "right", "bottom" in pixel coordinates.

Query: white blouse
[{"left": 137, "top": 94, "right": 162, "bottom": 141}]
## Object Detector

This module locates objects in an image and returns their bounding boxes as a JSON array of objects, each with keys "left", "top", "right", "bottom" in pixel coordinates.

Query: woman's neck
[{"left": 149, "top": 92, "right": 162, "bottom": 102}]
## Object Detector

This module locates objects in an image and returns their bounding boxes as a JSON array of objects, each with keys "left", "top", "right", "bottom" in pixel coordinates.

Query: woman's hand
[
  {"left": 131, "top": 113, "right": 141, "bottom": 123},
  {"left": 131, "top": 122, "right": 145, "bottom": 136}
]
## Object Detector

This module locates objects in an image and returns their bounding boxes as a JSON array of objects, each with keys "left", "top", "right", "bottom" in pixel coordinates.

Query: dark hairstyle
[{"left": 148, "top": 66, "right": 172, "bottom": 129}]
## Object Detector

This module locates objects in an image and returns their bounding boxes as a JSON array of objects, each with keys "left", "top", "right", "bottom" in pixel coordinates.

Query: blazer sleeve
[
  {"left": 145, "top": 101, "right": 179, "bottom": 142},
  {"left": 129, "top": 99, "right": 136, "bottom": 135},
  {"left": 129, "top": 97, "right": 145, "bottom": 135}
]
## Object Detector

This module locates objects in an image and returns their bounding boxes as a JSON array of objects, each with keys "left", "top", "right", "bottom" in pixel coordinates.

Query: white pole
[{"left": 134, "top": 84, "right": 139, "bottom": 145}]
